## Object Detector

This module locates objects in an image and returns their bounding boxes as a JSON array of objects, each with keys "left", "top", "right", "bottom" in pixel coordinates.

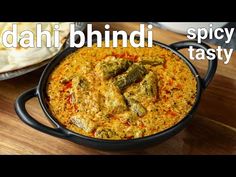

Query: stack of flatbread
[{"left": 0, "top": 22, "right": 71, "bottom": 73}]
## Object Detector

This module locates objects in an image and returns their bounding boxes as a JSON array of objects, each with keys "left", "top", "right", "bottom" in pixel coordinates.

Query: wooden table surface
[{"left": 0, "top": 22, "right": 236, "bottom": 154}]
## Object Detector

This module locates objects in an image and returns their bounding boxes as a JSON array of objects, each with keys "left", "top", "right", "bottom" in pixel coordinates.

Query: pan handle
[
  {"left": 15, "top": 87, "right": 66, "bottom": 138},
  {"left": 169, "top": 40, "right": 217, "bottom": 89}
]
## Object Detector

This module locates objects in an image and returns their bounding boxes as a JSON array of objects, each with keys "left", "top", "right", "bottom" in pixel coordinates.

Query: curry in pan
[{"left": 46, "top": 40, "right": 197, "bottom": 140}]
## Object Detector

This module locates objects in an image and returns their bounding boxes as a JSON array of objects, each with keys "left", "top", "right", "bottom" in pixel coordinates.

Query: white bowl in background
[{"left": 159, "top": 22, "right": 228, "bottom": 34}]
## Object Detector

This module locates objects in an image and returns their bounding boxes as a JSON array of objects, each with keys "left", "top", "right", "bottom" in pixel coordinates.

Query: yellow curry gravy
[{"left": 46, "top": 40, "right": 197, "bottom": 140}]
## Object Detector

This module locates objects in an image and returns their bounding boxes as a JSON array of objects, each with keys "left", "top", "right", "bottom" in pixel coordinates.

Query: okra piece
[
  {"left": 71, "top": 75, "right": 89, "bottom": 104},
  {"left": 71, "top": 115, "right": 97, "bottom": 133},
  {"left": 102, "top": 83, "right": 128, "bottom": 113},
  {"left": 141, "top": 71, "right": 158, "bottom": 97},
  {"left": 94, "top": 127, "right": 116, "bottom": 139},
  {"left": 139, "top": 56, "right": 165, "bottom": 66},
  {"left": 126, "top": 98, "right": 147, "bottom": 117},
  {"left": 72, "top": 75, "right": 89, "bottom": 90},
  {"left": 115, "top": 64, "right": 148, "bottom": 90},
  {"left": 95, "top": 57, "right": 132, "bottom": 79}
]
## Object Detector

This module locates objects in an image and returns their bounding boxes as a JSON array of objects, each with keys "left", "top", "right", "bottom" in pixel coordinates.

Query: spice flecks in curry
[{"left": 46, "top": 40, "right": 197, "bottom": 140}]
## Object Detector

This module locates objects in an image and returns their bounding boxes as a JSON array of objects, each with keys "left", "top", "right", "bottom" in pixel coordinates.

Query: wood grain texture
[{"left": 0, "top": 22, "right": 236, "bottom": 154}]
